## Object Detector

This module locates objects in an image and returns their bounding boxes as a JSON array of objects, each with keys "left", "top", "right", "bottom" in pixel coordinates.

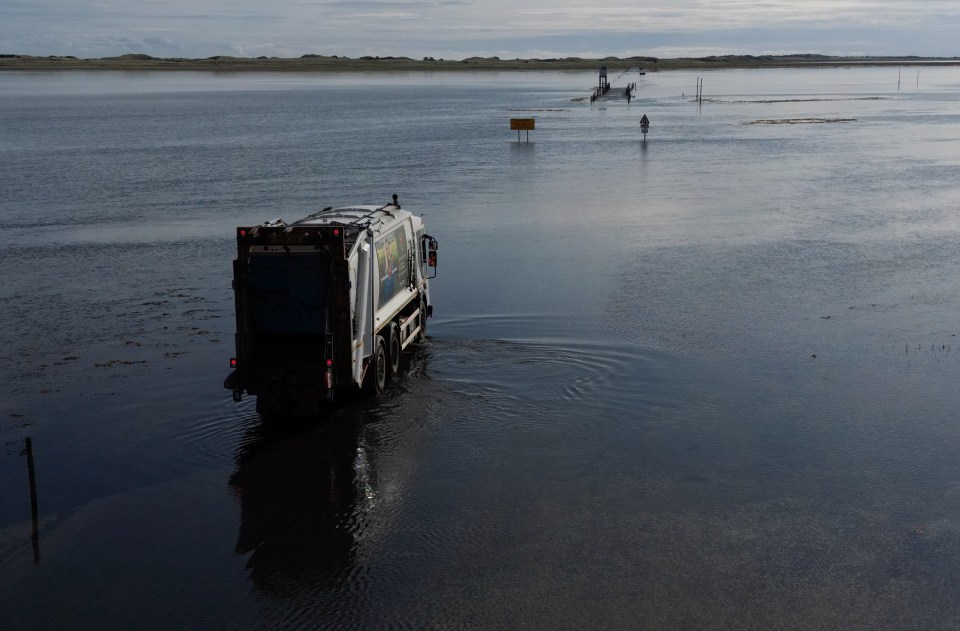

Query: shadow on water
[
  {"left": 228, "top": 347, "right": 435, "bottom": 597},
  {"left": 638, "top": 138, "right": 649, "bottom": 181},
  {"left": 230, "top": 413, "right": 368, "bottom": 593}
]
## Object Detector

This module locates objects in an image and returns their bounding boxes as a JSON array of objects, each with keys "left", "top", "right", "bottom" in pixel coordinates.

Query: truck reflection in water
[
  {"left": 228, "top": 349, "right": 434, "bottom": 595},
  {"left": 230, "top": 412, "right": 373, "bottom": 591}
]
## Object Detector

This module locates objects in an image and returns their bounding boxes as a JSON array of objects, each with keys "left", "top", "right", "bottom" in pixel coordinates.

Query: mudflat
[{"left": 3, "top": 53, "right": 959, "bottom": 72}]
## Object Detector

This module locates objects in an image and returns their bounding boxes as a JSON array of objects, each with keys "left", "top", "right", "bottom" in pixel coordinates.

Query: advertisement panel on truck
[{"left": 376, "top": 227, "right": 409, "bottom": 306}]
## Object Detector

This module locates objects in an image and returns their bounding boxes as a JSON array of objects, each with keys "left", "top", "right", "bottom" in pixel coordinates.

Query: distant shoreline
[{"left": 2, "top": 53, "right": 960, "bottom": 72}]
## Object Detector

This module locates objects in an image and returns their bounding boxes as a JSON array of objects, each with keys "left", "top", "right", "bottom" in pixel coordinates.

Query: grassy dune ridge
[{"left": 2, "top": 52, "right": 959, "bottom": 72}]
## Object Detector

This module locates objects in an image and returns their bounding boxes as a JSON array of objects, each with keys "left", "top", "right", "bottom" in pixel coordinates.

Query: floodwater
[{"left": 3, "top": 67, "right": 960, "bottom": 628}]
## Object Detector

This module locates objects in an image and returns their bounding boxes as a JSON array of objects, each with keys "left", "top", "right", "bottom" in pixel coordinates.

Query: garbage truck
[{"left": 224, "top": 195, "right": 437, "bottom": 414}]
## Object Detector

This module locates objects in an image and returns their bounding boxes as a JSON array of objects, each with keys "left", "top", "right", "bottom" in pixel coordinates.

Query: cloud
[{"left": 1, "top": 0, "right": 958, "bottom": 59}]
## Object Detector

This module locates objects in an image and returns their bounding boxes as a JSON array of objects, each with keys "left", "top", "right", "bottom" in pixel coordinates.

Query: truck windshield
[{"left": 247, "top": 253, "right": 328, "bottom": 334}]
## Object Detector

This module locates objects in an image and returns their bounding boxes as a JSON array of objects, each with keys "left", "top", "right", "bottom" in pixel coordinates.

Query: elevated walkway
[{"left": 591, "top": 66, "right": 645, "bottom": 103}]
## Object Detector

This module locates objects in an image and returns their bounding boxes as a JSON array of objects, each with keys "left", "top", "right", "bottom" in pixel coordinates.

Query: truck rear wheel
[
  {"left": 387, "top": 322, "right": 401, "bottom": 379},
  {"left": 365, "top": 335, "right": 387, "bottom": 394}
]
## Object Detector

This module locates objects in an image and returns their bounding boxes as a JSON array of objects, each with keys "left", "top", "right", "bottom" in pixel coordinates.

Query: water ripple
[{"left": 429, "top": 332, "right": 658, "bottom": 414}]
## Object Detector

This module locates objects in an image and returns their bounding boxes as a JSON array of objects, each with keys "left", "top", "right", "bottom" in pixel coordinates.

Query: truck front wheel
[{"left": 365, "top": 335, "right": 387, "bottom": 394}]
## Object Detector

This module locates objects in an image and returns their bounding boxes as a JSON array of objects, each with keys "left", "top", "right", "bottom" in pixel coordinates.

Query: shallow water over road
[{"left": 3, "top": 67, "right": 960, "bottom": 628}]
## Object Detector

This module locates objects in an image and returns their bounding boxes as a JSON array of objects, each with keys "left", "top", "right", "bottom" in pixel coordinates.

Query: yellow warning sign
[{"left": 510, "top": 118, "right": 535, "bottom": 131}]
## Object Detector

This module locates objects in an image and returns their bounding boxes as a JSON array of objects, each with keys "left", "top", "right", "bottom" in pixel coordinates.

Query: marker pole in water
[{"left": 24, "top": 437, "right": 40, "bottom": 563}]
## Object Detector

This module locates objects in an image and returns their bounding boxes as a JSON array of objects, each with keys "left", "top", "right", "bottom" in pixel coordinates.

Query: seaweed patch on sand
[
  {"left": 718, "top": 97, "right": 886, "bottom": 104},
  {"left": 743, "top": 118, "right": 857, "bottom": 125}
]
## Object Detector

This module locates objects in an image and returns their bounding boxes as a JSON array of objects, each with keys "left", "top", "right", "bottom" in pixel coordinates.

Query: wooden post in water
[{"left": 24, "top": 437, "right": 40, "bottom": 563}]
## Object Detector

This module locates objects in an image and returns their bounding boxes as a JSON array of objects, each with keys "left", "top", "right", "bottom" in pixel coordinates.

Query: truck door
[{"left": 246, "top": 250, "right": 329, "bottom": 370}]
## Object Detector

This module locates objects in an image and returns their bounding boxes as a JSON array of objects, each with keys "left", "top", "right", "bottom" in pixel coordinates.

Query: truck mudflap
[
  {"left": 224, "top": 370, "right": 241, "bottom": 391},
  {"left": 224, "top": 370, "right": 244, "bottom": 401}
]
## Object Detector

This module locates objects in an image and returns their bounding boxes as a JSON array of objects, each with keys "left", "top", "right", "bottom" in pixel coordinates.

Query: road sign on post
[
  {"left": 640, "top": 114, "right": 650, "bottom": 141},
  {"left": 510, "top": 117, "right": 535, "bottom": 142}
]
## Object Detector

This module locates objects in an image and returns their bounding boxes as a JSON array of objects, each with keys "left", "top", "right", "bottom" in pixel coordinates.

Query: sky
[{"left": 1, "top": 0, "right": 959, "bottom": 60}]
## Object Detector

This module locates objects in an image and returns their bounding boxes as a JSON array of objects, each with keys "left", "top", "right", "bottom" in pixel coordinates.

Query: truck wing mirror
[{"left": 423, "top": 236, "right": 438, "bottom": 278}]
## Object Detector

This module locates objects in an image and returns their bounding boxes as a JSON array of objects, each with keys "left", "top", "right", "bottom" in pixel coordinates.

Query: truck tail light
[{"left": 230, "top": 358, "right": 238, "bottom": 368}]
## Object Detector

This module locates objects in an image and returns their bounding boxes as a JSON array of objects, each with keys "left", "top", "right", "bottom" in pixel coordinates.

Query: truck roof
[
  {"left": 291, "top": 204, "right": 417, "bottom": 238},
  {"left": 240, "top": 200, "right": 424, "bottom": 254}
]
